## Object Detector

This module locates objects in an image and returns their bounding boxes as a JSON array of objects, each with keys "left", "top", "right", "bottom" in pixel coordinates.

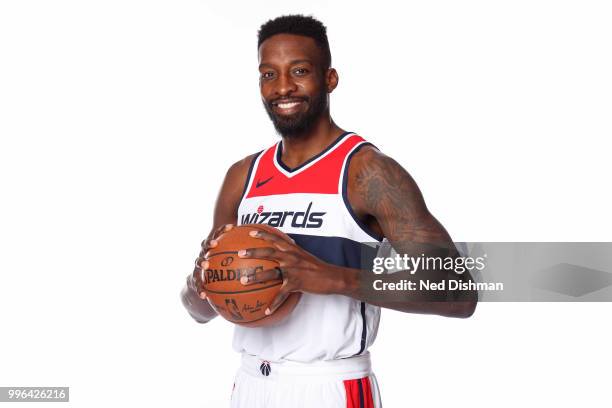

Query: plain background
[{"left": 1, "top": 1, "right": 611, "bottom": 407}]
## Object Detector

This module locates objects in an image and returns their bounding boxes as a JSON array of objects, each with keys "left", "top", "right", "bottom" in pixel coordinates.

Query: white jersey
[{"left": 234, "top": 132, "right": 383, "bottom": 363}]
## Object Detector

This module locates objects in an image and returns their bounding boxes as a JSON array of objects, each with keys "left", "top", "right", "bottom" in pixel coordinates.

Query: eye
[
  {"left": 260, "top": 71, "right": 275, "bottom": 80},
  {"left": 293, "top": 67, "right": 309, "bottom": 76}
]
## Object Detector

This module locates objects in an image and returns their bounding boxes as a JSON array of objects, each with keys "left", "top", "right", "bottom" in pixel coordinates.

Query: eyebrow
[{"left": 258, "top": 59, "right": 314, "bottom": 69}]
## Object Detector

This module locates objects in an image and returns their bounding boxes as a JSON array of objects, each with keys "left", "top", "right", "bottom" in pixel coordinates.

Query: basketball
[{"left": 203, "top": 224, "right": 301, "bottom": 327}]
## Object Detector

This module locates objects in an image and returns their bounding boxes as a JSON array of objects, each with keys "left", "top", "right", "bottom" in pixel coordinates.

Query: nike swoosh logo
[{"left": 255, "top": 176, "right": 274, "bottom": 188}]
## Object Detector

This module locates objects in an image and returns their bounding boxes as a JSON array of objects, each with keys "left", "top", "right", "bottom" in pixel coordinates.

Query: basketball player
[{"left": 181, "top": 15, "right": 478, "bottom": 407}]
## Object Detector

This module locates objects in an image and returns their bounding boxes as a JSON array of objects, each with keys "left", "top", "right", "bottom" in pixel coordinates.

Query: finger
[
  {"left": 265, "top": 287, "right": 291, "bottom": 315},
  {"left": 203, "top": 224, "right": 234, "bottom": 251},
  {"left": 200, "top": 224, "right": 233, "bottom": 251},
  {"left": 237, "top": 247, "right": 282, "bottom": 262},
  {"left": 191, "top": 264, "right": 201, "bottom": 284},
  {"left": 240, "top": 267, "right": 282, "bottom": 285},
  {"left": 197, "top": 268, "right": 207, "bottom": 300},
  {"left": 194, "top": 256, "right": 209, "bottom": 270},
  {"left": 192, "top": 262, "right": 209, "bottom": 292},
  {"left": 249, "top": 230, "right": 282, "bottom": 242},
  {"left": 198, "top": 247, "right": 207, "bottom": 259},
  {"left": 249, "top": 230, "right": 293, "bottom": 251},
  {"left": 195, "top": 255, "right": 205, "bottom": 267},
  {"left": 200, "top": 237, "right": 218, "bottom": 252},
  {"left": 192, "top": 267, "right": 200, "bottom": 285},
  {"left": 199, "top": 240, "right": 216, "bottom": 255},
  {"left": 212, "top": 223, "right": 234, "bottom": 240}
]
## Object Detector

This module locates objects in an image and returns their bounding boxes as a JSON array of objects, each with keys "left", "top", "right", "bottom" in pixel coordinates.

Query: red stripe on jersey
[{"left": 245, "top": 134, "right": 365, "bottom": 198}]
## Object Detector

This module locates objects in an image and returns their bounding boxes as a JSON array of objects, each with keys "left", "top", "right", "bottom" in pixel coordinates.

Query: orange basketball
[{"left": 203, "top": 224, "right": 301, "bottom": 327}]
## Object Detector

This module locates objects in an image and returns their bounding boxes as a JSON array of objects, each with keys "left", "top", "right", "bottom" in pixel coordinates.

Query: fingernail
[
  {"left": 199, "top": 292, "right": 206, "bottom": 300},
  {"left": 201, "top": 261, "right": 209, "bottom": 269},
  {"left": 265, "top": 308, "right": 271, "bottom": 315},
  {"left": 240, "top": 276, "right": 248, "bottom": 285},
  {"left": 209, "top": 240, "right": 217, "bottom": 247},
  {"left": 238, "top": 250, "right": 246, "bottom": 257},
  {"left": 249, "top": 230, "right": 259, "bottom": 237},
  {"left": 225, "top": 224, "right": 233, "bottom": 231}
]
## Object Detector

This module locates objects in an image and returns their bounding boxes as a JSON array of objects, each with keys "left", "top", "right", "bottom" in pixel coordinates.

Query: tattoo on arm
[
  {"left": 349, "top": 148, "right": 477, "bottom": 317},
  {"left": 353, "top": 148, "right": 453, "bottom": 254}
]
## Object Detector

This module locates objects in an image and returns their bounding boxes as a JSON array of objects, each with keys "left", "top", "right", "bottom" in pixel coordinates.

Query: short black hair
[{"left": 257, "top": 14, "right": 331, "bottom": 70}]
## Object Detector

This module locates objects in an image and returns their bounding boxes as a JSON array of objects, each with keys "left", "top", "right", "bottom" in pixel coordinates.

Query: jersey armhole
[
  {"left": 340, "top": 142, "right": 385, "bottom": 242},
  {"left": 239, "top": 150, "right": 264, "bottom": 202}
]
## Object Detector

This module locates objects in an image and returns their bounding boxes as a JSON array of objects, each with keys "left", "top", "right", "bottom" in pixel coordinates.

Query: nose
[{"left": 275, "top": 72, "right": 297, "bottom": 96}]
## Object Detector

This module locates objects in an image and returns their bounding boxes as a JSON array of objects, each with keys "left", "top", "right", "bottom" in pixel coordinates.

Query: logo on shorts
[{"left": 259, "top": 361, "right": 271, "bottom": 376}]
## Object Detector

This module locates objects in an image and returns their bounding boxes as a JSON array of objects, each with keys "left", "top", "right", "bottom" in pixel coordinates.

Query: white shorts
[{"left": 230, "top": 352, "right": 382, "bottom": 408}]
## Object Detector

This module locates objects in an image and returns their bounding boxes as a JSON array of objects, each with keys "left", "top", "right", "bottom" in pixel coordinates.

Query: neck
[{"left": 280, "top": 116, "right": 345, "bottom": 169}]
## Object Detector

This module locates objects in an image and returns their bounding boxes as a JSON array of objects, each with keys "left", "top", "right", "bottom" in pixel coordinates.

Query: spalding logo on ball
[{"left": 202, "top": 224, "right": 301, "bottom": 327}]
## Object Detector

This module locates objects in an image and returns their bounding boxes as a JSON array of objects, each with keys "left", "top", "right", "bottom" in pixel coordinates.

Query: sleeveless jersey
[{"left": 234, "top": 132, "right": 383, "bottom": 363}]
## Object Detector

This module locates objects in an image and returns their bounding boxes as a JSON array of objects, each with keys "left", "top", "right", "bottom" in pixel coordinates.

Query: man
[{"left": 181, "top": 15, "right": 478, "bottom": 407}]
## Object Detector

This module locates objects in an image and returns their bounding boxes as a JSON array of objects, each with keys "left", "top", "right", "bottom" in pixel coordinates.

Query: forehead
[{"left": 258, "top": 33, "right": 322, "bottom": 67}]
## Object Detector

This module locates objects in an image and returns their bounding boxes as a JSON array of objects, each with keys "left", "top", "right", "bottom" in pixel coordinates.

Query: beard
[{"left": 263, "top": 88, "right": 328, "bottom": 139}]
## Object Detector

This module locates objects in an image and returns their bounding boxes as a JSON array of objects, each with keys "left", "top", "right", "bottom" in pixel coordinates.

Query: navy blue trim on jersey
[
  {"left": 275, "top": 131, "right": 353, "bottom": 173},
  {"left": 287, "top": 233, "right": 378, "bottom": 270},
  {"left": 239, "top": 150, "right": 264, "bottom": 202},
  {"left": 341, "top": 143, "right": 385, "bottom": 242},
  {"left": 355, "top": 302, "right": 367, "bottom": 356}
]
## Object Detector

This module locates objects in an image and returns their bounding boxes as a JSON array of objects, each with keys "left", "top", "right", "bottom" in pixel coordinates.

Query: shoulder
[
  {"left": 347, "top": 143, "right": 425, "bottom": 214},
  {"left": 216, "top": 151, "right": 262, "bottom": 208},
  {"left": 347, "top": 143, "right": 408, "bottom": 184},
  {"left": 212, "top": 151, "right": 263, "bottom": 222},
  {"left": 348, "top": 143, "right": 386, "bottom": 170},
  {"left": 225, "top": 151, "right": 261, "bottom": 185}
]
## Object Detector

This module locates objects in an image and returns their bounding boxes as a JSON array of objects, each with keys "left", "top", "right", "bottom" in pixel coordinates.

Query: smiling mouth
[
  {"left": 277, "top": 101, "right": 301, "bottom": 109},
  {"left": 272, "top": 99, "right": 306, "bottom": 114}
]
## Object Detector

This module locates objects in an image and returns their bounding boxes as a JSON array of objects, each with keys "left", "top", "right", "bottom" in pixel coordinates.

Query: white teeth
[{"left": 277, "top": 101, "right": 301, "bottom": 109}]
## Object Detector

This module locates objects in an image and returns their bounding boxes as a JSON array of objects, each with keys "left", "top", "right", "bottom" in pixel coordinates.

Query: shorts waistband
[{"left": 239, "top": 353, "right": 372, "bottom": 382}]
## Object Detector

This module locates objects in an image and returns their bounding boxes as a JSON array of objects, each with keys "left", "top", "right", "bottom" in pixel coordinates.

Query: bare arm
[
  {"left": 346, "top": 146, "right": 478, "bottom": 317},
  {"left": 180, "top": 153, "right": 258, "bottom": 323}
]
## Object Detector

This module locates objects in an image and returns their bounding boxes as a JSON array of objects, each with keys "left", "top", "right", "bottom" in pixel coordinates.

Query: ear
[{"left": 326, "top": 68, "right": 339, "bottom": 93}]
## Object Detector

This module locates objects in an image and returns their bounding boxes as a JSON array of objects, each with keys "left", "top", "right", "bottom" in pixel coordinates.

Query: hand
[
  {"left": 237, "top": 229, "right": 350, "bottom": 315},
  {"left": 191, "top": 224, "right": 234, "bottom": 300}
]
